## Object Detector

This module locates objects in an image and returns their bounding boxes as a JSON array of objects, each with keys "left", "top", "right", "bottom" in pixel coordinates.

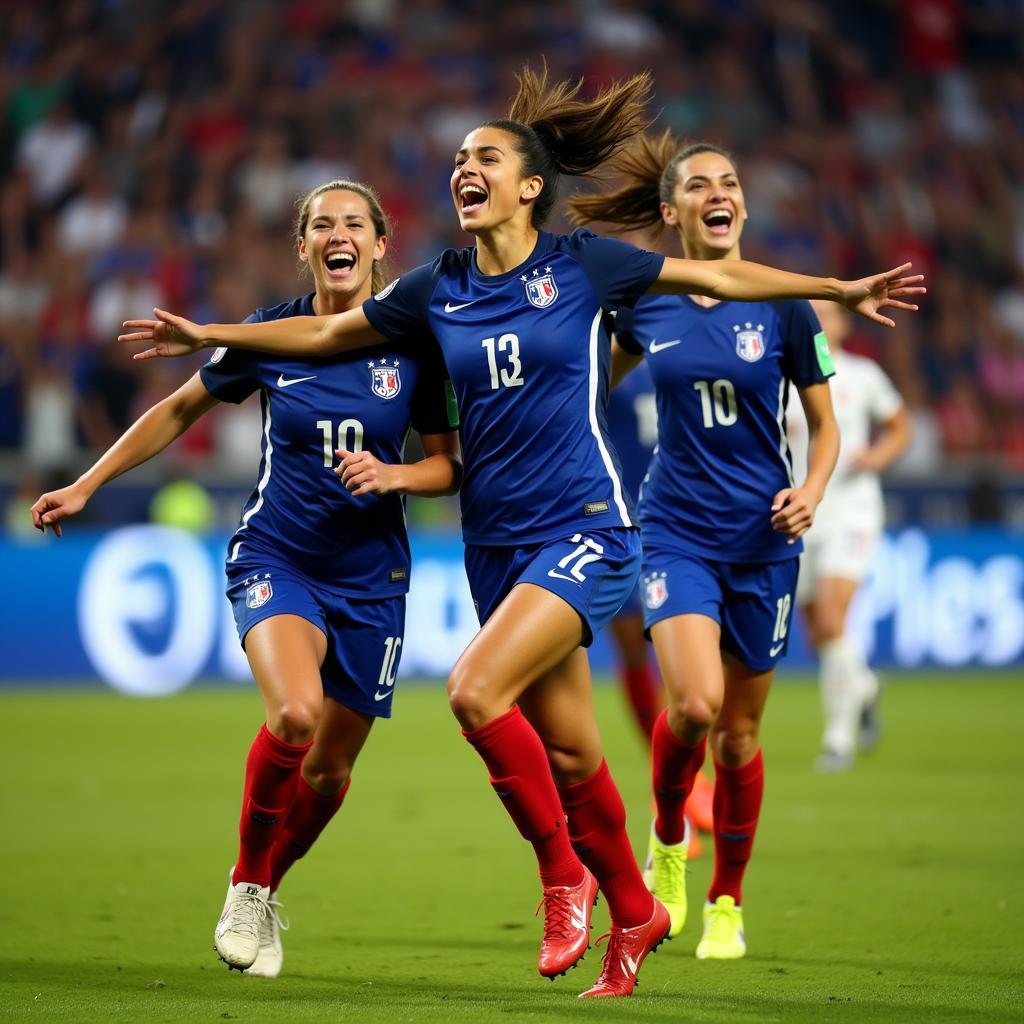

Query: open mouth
[
  {"left": 459, "top": 183, "right": 488, "bottom": 215},
  {"left": 324, "top": 252, "right": 356, "bottom": 277},
  {"left": 702, "top": 209, "right": 734, "bottom": 236}
]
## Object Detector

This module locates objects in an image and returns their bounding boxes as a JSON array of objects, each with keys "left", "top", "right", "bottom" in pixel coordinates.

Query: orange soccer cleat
[
  {"left": 685, "top": 769, "right": 715, "bottom": 834},
  {"left": 578, "top": 899, "right": 671, "bottom": 998},
  {"left": 536, "top": 867, "right": 600, "bottom": 978}
]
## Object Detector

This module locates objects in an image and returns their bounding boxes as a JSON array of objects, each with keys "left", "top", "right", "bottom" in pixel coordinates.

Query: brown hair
[
  {"left": 568, "top": 131, "right": 736, "bottom": 236},
  {"left": 294, "top": 179, "right": 391, "bottom": 294},
  {"left": 484, "top": 62, "right": 654, "bottom": 227}
]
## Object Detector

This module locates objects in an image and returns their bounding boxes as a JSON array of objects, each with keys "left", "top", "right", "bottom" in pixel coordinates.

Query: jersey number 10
[
  {"left": 317, "top": 419, "right": 365, "bottom": 467},
  {"left": 693, "top": 379, "right": 737, "bottom": 428}
]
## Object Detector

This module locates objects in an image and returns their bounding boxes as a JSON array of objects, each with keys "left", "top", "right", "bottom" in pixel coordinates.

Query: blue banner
[{"left": 2, "top": 526, "right": 1022, "bottom": 694}]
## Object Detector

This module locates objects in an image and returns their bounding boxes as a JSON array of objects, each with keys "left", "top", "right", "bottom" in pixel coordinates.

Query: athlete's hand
[
  {"left": 837, "top": 263, "right": 925, "bottom": 328},
  {"left": 30, "top": 483, "right": 89, "bottom": 537},
  {"left": 119, "top": 308, "right": 206, "bottom": 360},
  {"left": 770, "top": 486, "right": 820, "bottom": 542},
  {"left": 851, "top": 447, "right": 886, "bottom": 473},
  {"left": 335, "top": 449, "right": 402, "bottom": 496}
]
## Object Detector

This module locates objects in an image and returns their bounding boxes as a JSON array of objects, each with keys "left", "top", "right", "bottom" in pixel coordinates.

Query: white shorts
[{"left": 797, "top": 522, "right": 879, "bottom": 603}]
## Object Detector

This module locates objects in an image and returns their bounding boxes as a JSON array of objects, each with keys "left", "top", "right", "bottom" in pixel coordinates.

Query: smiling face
[
  {"left": 297, "top": 189, "right": 386, "bottom": 309},
  {"left": 662, "top": 149, "right": 747, "bottom": 261},
  {"left": 450, "top": 126, "right": 543, "bottom": 236}
]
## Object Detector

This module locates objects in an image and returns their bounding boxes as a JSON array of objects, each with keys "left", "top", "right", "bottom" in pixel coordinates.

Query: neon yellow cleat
[
  {"left": 696, "top": 895, "right": 746, "bottom": 960},
  {"left": 641, "top": 823, "right": 688, "bottom": 938}
]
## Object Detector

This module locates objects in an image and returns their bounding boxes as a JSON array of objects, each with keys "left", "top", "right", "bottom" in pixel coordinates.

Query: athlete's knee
[
  {"left": 303, "top": 760, "right": 351, "bottom": 796},
  {"left": 667, "top": 689, "right": 719, "bottom": 735},
  {"left": 545, "top": 741, "right": 601, "bottom": 785},
  {"left": 447, "top": 661, "right": 501, "bottom": 730},
  {"left": 710, "top": 724, "right": 760, "bottom": 767},
  {"left": 813, "top": 602, "right": 845, "bottom": 644},
  {"left": 268, "top": 698, "right": 322, "bottom": 744}
]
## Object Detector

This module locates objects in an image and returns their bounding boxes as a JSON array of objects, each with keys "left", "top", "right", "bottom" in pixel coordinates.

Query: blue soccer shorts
[
  {"left": 464, "top": 527, "right": 642, "bottom": 647},
  {"left": 226, "top": 556, "right": 405, "bottom": 718},
  {"left": 640, "top": 547, "right": 799, "bottom": 672}
]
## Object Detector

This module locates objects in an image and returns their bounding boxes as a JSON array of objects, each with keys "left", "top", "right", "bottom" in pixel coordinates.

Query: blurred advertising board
[{"left": 2, "top": 527, "right": 1021, "bottom": 695}]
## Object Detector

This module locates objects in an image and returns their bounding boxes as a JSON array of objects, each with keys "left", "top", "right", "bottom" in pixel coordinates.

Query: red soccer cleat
[
  {"left": 684, "top": 770, "right": 715, "bottom": 834},
  {"left": 578, "top": 899, "right": 671, "bottom": 998},
  {"left": 536, "top": 867, "right": 599, "bottom": 978}
]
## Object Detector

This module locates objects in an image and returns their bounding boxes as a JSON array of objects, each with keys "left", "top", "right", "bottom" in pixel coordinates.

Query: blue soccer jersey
[
  {"left": 615, "top": 295, "right": 833, "bottom": 563},
  {"left": 363, "top": 229, "right": 664, "bottom": 545},
  {"left": 200, "top": 293, "right": 456, "bottom": 596},
  {"left": 605, "top": 357, "right": 657, "bottom": 501}
]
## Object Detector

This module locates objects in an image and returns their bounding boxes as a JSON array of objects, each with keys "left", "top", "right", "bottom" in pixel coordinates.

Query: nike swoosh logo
[
  {"left": 769, "top": 642, "right": 785, "bottom": 657},
  {"left": 277, "top": 374, "right": 317, "bottom": 388},
  {"left": 649, "top": 338, "right": 682, "bottom": 353},
  {"left": 546, "top": 569, "right": 582, "bottom": 585},
  {"left": 373, "top": 690, "right": 392, "bottom": 702},
  {"left": 444, "top": 300, "right": 476, "bottom": 312}
]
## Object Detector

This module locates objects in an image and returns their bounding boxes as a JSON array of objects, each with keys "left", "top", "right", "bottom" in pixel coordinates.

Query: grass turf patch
[{"left": 1, "top": 673, "right": 1021, "bottom": 1022}]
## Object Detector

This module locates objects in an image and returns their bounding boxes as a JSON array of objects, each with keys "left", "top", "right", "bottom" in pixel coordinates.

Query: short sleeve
[
  {"left": 362, "top": 261, "right": 439, "bottom": 342},
  {"left": 199, "top": 312, "right": 262, "bottom": 403},
  {"left": 612, "top": 306, "right": 644, "bottom": 355},
  {"left": 865, "top": 360, "right": 903, "bottom": 422},
  {"left": 411, "top": 341, "right": 459, "bottom": 434},
  {"left": 779, "top": 300, "right": 833, "bottom": 388},
  {"left": 567, "top": 229, "right": 665, "bottom": 311}
]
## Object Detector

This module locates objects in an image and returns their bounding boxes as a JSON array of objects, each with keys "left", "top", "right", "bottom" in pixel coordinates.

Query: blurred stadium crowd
[{"left": 2, "top": 0, "right": 1023, "bottom": 508}]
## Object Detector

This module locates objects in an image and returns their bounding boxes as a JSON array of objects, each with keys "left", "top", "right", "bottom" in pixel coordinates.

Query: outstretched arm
[
  {"left": 120, "top": 305, "right": 386, "bottom": 361},
  {"left": 650, "top": 259, "right": 924, "bottom": 328},
  {"left": 30, "top": 373, "right": 218, "bottom": 535}
]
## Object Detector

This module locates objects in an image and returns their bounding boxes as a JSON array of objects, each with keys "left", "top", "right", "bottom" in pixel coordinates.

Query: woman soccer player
[
  {"left": 568, "top": 131, "right": 915, "bottom": 960},
  {"left": 120, "top": 68, "right": 922, "bottom": 997},
  {"left": 788, "top": 300, "right": 910, "bottom": 772},
  {"left": 31, "top": 180, "right": 461, "bottom": 978},
  {"left": 604, "top": 364, "right": 714, "bottom": 852}
]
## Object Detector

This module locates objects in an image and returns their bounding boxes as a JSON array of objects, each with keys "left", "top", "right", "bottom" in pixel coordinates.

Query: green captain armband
[
  {"left": 814, "top": 331, "right": 835, "bottom": 376},
  {"left": 445, "top": 380, "right": 460, "bottom": 428}
]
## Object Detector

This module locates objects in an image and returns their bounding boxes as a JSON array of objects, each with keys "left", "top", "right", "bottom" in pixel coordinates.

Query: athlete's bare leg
[
  {"left": 447, "top": 583, "right": 584, "bottom": 729},
  {"left": 650, "top": 613, "right": 724, "bottom": 742},
  {"left": 518, "top": 647, "right": 603, "bottom": 784},
  {"left": 711, "top": 653, "right": 773, "bottom": 767},
  {"left": 244, "top": 614, "right": 328, "bottom": 744},
  {"left": 302, "top": 698, "right": 374, "bottom": 794}
]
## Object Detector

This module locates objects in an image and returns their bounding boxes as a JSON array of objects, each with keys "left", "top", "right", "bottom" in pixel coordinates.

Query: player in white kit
[{"left": 788, "top": 300, "right": 910, "bottom": 771}]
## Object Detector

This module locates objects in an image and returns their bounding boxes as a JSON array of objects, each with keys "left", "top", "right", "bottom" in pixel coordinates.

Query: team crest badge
[
  {"left": 369, "top": 358, "right": 402, "bottom": 399},
  {"left": 644, "top": 571, "right": 669, "bottom": 610},
  {"left": 734, "top": 323, "right": 766, "bottom": 362},
  {"left": 524, "top": 270, "right": 558, "bottom": 308},
  {"left": 246, "top": 579, "right": 273, "bottom": 609}
]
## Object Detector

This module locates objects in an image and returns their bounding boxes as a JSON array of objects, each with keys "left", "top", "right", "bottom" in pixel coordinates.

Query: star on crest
[
  {"left": 532, "top": 268, "right": 540, "bottom": 276},
  {"left": 520, "top": 275, "right": 528, "bottom": 282},
  {"left": 545, "top": 266, "right": 552, "bottom": 273}
]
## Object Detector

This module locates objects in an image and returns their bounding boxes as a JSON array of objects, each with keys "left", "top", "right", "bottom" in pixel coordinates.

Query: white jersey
[{"left": 788, "top": 350, "right": 903, "bottom": 532}]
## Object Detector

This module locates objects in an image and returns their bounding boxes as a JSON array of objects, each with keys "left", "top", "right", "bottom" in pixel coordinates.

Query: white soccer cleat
[
  {"left": 243, "top": 893, "right": 288, "bottom": 978},
  {"left": 214, "top": 876, "right": 270, "bottom": 970}
]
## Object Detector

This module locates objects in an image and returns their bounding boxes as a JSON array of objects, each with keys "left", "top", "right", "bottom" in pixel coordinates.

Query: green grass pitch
[{"left": 1, "top": 673, "right": 1021, "bottom": 1022}]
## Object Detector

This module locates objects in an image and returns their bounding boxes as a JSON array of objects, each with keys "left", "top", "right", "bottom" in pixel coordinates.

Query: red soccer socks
[
  {"left": 651, "top": 710, "right": 707, "bottom": 846},
  {"left": 708, "top": 748, "right": 764, "bottom": 905},
  {"left": 234, "top": 724, "right": 312, "bottom": 887},
  {"left": 558, "top": 760, "right": 655, "bottom": 930},
  {"left": 268, "top": 774, "right": 350, "bottom": 892}
]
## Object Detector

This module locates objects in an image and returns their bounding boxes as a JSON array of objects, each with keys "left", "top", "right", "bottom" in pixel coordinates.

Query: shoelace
[
  {"left": 535, "top": 888, "right": 576, "bottom": 941},
  {"left": 226, "top": 890, "right": 269, "bottom": 941},
  {"left": 591, "top": 929, "right": 628, "bottom": 983},
  {"left": 653, "top": 844, "right": 688, "bottom": 895},
  {"left": 259, "top": 897, "right": 290, "bottom": 948},
  {"left": 705, "top": 904, "right": 739, "bottom": 944}
]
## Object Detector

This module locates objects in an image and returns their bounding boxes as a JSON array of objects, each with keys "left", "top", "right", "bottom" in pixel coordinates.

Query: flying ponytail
[{"left": 485, "top": 62, "right": 653, "bottom": 227}]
